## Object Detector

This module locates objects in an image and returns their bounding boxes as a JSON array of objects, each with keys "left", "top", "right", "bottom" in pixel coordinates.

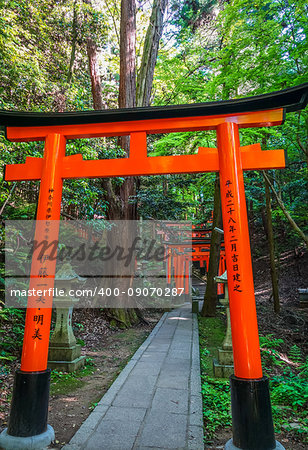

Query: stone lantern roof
[{"left": 55, "top": 263, "right": 86, "bottom": 282}]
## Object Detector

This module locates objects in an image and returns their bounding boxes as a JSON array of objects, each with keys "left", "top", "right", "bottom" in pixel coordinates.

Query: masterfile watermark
[
  {"left": 5, "top": 220, "right": 192, "bottom": 308},
  {"left": 28, "top": 236, "right": 166, "bottom": 265}
]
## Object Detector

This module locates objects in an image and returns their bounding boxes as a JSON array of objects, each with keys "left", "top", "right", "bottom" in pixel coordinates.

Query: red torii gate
[
  {"left": 1, "top": 84, "right": 307, "bottom": 450},
  {"left": 161, "top": 239, "right": 226, "bottom": 296}
]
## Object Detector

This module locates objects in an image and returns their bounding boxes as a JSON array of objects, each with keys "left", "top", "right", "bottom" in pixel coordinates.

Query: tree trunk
[
  {"left": 262, "top": 171, "right": 308, "bottom": 248},
  {"left": 86, "top": 0, "right": 168, "bottom": 327},
  {"left": 201, "top": 173, "right": 223, "bottom": 317},
  {"left": 136, "top": 0, "right": 168, "bottom": 107},
  {"left": 86, "top": 36, "right": 117, "bottom": 217},
  {"left": 116, "top": 0, "right": 137, "bottom": 221},
  {"left": 261, "top": 205, "right": 268, "bottom": 238},
  {"left": 85, "top": 0, "right": 138, "bottom": 327},
  {"left": 119, "top": 0, "right": 136, "bottom": 110},
  {"left": 106, "top": 0, "right": 138, "bottom": 327},
  {"left": 264, "top": 174, "right": 280, "bottom": 313},
  {"left": 86, "top": 38, "right": 106, "bottom": 110}
]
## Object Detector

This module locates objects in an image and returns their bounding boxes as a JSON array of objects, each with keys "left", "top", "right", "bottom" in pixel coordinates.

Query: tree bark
[
  {"left": 264, "top": 174, "right": 280, "bottom": 313},
  {"left": 136, "top": 0, "right": 168, "bottom": 107},
  {"left": 86, "top": 35, "right": 116, "bottom": 216},
  {"left": 117, "top": 0, "right": 137, "bottom": 221},
  {"left": 201, "top": 173, "right": 223, "bottom": 317},
  {"left": 106, "top": 0, "right": 139, "bottom": 327},
  {"left": 86, "top": 38, "right": 106, "bottom": 110},
  {"left": 119, "top": 0, "right": 136, "bottom": 110},
  {"left": 261, "top": 205, "right": 268, "bottom": 238},
  {"left": 85, "top": 1, "right": 138, "bottom": 327},
  {"left": 85, "top": 0, "right": 168, "bottom": 326}
]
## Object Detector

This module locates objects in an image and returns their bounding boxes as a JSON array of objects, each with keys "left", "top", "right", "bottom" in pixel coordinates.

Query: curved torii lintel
[{"left": 0, "top": 83, "right": 307, "bottom": 130}]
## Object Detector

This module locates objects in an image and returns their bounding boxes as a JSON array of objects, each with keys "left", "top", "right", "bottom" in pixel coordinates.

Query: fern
[{"left": 288, "top": 345, "right": 302, "bottom": 364}]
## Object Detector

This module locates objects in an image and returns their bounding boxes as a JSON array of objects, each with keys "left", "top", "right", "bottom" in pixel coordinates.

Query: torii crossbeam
[{"left": 1, "top": 83, "right": 307, "bottom": 450}]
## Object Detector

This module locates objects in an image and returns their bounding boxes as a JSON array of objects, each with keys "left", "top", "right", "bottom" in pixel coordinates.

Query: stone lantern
[
  {"left": 48, "top": 263, "right": 86, "bottom": 372},
  {"left": 213, "top": 270, "right": 234, "bottom": 378}
]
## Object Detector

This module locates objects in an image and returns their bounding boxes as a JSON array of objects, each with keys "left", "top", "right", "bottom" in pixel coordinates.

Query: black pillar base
[
  {"left": 7, "top": 369, "right": 51, "bottom": 437},
  {"left": 230, "top": 375, "right": 276, "bottom": 450}
]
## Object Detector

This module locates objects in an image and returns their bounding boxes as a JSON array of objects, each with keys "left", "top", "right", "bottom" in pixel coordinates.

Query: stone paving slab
[
  {"left": 62, "top": 304, "right": 204, "bottom": 450},
  {"left": 151, "top": 387, "right": 189, "bottom": 414},
  {"left": 136, "top": 411, "right": 187, "bottom": 448}
]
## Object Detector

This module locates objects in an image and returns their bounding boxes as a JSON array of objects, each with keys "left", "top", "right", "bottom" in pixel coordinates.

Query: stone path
[{"left": 63, "top": 304, "right": 204, "bottom": 450}]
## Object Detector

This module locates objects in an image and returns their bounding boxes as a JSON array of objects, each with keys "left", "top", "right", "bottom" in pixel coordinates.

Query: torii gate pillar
[{"left": 217, "top": 122, "right": 280, "bottom": 450}]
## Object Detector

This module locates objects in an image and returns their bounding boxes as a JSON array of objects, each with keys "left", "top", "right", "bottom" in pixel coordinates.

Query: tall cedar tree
[
  {"left": 200, "top": 173, "right": 223, "bottom": 317},
  {"left": 264, "top": 172, "right": 280, "bottom": 313},
  {"left": 86, "top": 0, "right": 168, "bottom": 326}
]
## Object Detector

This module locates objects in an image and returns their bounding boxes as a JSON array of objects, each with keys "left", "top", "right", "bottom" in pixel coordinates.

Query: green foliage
[
  {"left": 137, "top": 175, "right": 187, "bottom": 220},
  {"left": 270, "top": 372, "right": 308, "bottom": 410},
  {"left": 198, "top": 315, "right": 232, "bottom": 442},
  {"left": 299, "top": 357, "right": 308, "bottom": 379},
  {"left": 50, "top": 359, "right": 95, "bottom": 382},
  {"left": 149, "top": 131, "right": 214, "bottom": 156},
  {"left": 89, "top": 400, "right": 99, "bottom": 410},
  {"left": 201, "top": 377, "right": 231, "bottom": 441},
  {"left": 0, "top": 353, "right": 16, "bottom": 362},
  {"left": 260, "top": 334, "right": 308, "bottom": 440},
  {"left": 171, "top": 0, "right": 218, "bottom": 33},
  {"left": 260, "top": 334, "right": 285, "bottom": 368},
  {"left": 272, "top": 403, "right": 308, "bottom": 438},
  {"left": 154, "top": 0, "right": 308, "bottom": 243},
  {"left": 0, "top": 307, "right": 24, "bottom": 362},
  {"left": 209, "top": 0, "right": 308, "bottom": 95},
  {"left": 289, "top": 345, "right": 302, "bottom": 364},
  {"left": 260, "top": 334, "right": 284, "bottom": 350},
  {"left": 199, "top": 322, "right": 308, "bottom": 443},
  {"left": 50, "top": 358, "right": 96, "bottom": 395},
  {"left": 270, "top": 366, "right": 308, "bottom": 442},
  {"left": 74, "top": 322, "right": 85, "bottom": 331}
]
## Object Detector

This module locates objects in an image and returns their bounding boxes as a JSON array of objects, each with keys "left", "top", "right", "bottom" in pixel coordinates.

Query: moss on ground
[
  {"left": 198, "top": 313, "right": 226, "bottom": 377},
  {"left": 50, "top": 360, "right": 96, "bottom": 396},
  {"left": 50, "top": 377, "right": 86, "bottom": 396}
]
